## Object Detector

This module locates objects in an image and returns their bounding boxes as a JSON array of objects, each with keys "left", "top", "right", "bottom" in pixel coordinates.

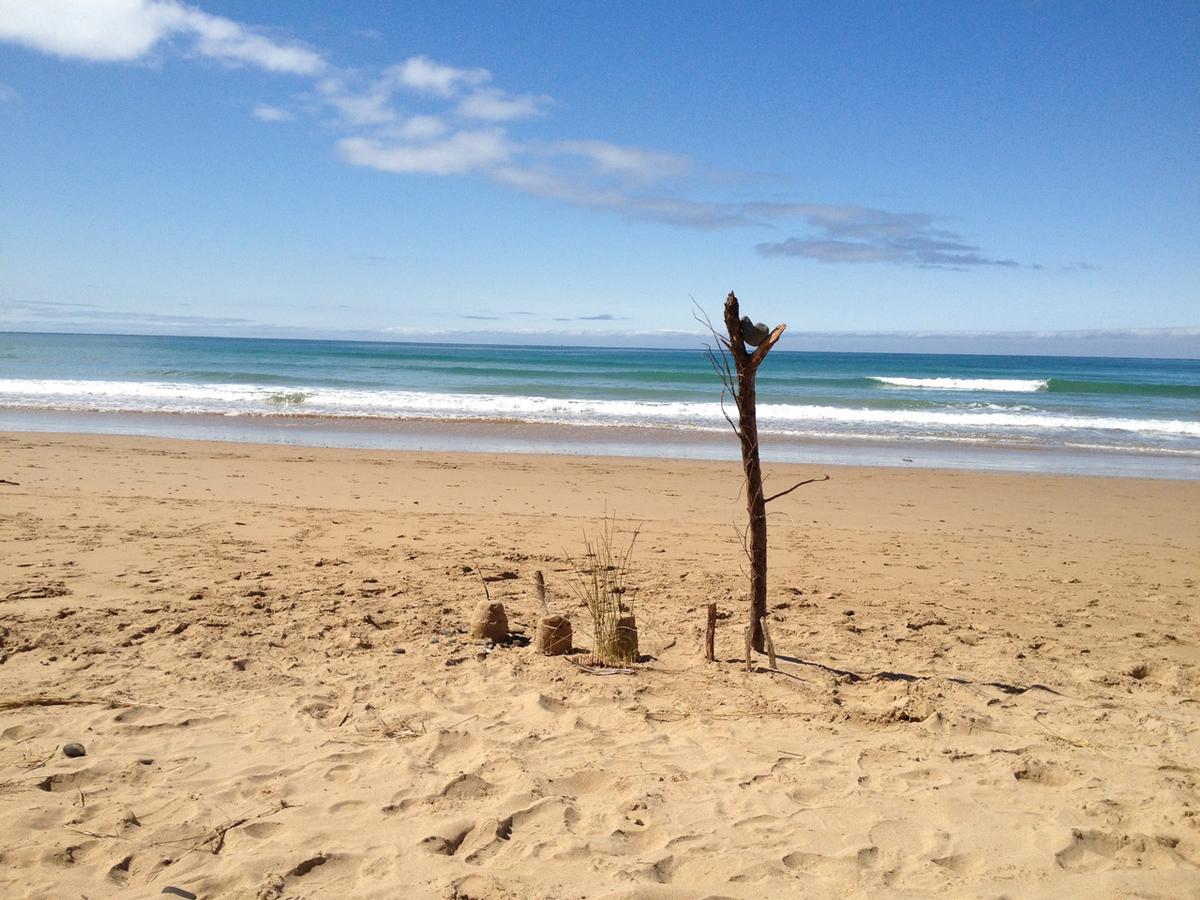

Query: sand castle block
[
  {"left": 469, "top": 600, "right": 509, "bottom": 641},
  {"left": 613, "top": 613, "right": 638, "bottom": 662},
  {"left": 534, "top": 615, "right": 572, "bottom": 655}
]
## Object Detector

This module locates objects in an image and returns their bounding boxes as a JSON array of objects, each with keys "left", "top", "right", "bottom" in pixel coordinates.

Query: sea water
[{"left": 1, "top": 332, "right": 1197, "bottom": 476}]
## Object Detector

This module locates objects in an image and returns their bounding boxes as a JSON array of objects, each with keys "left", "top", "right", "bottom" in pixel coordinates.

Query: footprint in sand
[
  {"left": 1055, "top": 829, "right": 1191, "bottom": 871},
  {"left": 420, "top": 821, "right": 475, "bottom": 856},
  {"left": 439, "top": 772, "right": 495, "bottom": 800}
]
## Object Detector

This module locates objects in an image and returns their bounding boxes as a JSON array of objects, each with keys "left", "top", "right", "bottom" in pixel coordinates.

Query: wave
[
  {"left": 1, "top": 379, "right": 1198, "bottom": 440},
  {"left": 870, "top": 376, "right": 1049, "bottom": 392},
  {"left": 870, "top": 375, "right": 1200, "bottom": 399}
]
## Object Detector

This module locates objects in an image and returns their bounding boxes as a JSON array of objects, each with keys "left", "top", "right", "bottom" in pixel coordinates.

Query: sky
[{"left": 0, "top": 1, "right": 1197, "bottom": 356}]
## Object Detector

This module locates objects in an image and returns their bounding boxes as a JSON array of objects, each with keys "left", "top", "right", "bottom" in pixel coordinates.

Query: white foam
[
  {"left": 870, "top": 376, "right": 1048, "bottom": 392},
  {"left": 1, "top": 378, "right": 1197, "bottom": 438}
]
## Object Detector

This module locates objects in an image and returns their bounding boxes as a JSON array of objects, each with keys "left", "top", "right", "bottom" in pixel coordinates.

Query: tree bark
[{"left": 722, "top": 292, "right": 786, "bottom": 652}]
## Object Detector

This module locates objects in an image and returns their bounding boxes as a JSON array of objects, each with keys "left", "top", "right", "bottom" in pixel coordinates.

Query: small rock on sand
[{"left": 62, "top": 742, "right": 86, "bottom": 758}]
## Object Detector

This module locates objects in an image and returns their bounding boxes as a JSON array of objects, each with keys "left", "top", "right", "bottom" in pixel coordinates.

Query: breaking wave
[{"left": 1, "top": 378, "right": 1197, "bottom": 440}]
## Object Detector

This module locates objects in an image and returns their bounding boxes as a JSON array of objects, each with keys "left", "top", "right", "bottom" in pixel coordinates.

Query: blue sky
[{"left": 0, "top": 1, "right": 1197, "bottom": 355}]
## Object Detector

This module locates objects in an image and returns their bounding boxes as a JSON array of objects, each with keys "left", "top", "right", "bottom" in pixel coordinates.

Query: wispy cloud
[
  {"left": 252, "top": 103, "right": 294, "bottom": 122},
  {"left": 0, "top": 0, "right": 325, "bottom": 74},
  {"left": 552, "top": 313, "right": 626, "bottom": 322},
  {"left": 0, "top": 3, "right": 1035, "bottom": 270},
  {"left": 1, "top": 299, "right": 255, "bottom": 328},
  {"left": 337, "top": 129, "right": 513, "bottom": 176},
  {"left": 0, "top": 82, "right": 18, "bottom": 103},
  {"left": 546, "top": 140, "right": 691, "bottom": 181},
  {"left": 754, "top": 206, "right": 1020, "bottom": 270},
  {"left": 394, "top": 55, "right": 489, "bottom": 98},
  {"left": 457, "top": 87, "right": 549, "bottom": 122}
]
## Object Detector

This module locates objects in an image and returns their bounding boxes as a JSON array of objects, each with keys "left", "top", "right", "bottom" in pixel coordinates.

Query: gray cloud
[
  {"left": 754, "top": 207, "right": 1019, "bottom": 270},
  {"left": 551, "top": 313, "right": 626, "bottom": 322},
  {"left": 2, "top": 299, "right": 254, "bottom": 328}
]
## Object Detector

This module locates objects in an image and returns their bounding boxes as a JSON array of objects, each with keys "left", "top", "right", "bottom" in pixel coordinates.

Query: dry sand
[{"left": 1, "top": 432, "right": 1197, "bottom": 899}]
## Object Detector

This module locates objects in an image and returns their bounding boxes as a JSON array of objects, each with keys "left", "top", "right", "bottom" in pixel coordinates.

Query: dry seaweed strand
[{"left": 0, "top": 694, "right": 267, "bottom": 712}]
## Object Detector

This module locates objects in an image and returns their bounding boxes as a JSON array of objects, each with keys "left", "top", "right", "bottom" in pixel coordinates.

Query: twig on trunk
[{"left": 764, "top": 475, "right": 830, "bottom": 504}]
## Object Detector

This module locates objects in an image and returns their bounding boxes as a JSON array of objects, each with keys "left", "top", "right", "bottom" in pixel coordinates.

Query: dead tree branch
[{"left": 764, "top": 474, "right": 830, "bottom": 504}]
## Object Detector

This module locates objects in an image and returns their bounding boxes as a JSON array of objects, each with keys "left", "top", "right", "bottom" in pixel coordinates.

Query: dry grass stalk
[{"left": 566, "top": 515, "right": 641, "bottom": 667}]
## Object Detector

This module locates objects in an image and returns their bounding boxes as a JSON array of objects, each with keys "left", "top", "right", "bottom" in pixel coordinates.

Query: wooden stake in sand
[
  {"left": 705, "top": 603, "right": 716, "bottom": 662},
  {"left": 760, "top": 616, "right": 777, "bottom": 670}
]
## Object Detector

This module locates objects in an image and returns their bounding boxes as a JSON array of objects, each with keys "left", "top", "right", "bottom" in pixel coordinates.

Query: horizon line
[{"left": 2, "top": 327, "right": 1199, "bottom": 361}]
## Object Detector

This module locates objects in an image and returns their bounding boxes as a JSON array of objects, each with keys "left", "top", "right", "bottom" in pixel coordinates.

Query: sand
[{"left": 0, "top": 431, "right": 1197, "bottom": 898}]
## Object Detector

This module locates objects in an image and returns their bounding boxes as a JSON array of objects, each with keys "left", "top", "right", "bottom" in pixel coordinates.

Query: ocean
[{"left": 2, "top": 332, "right": 1198, "bottom": 478}]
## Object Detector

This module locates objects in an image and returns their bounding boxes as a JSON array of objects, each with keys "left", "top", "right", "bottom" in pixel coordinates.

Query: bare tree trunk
[
  {"left": 723, "top": 292, "right": 786, "bottom": 652},
  {"left": 700, "top": 292, "right": 827, "bottom": 662}
]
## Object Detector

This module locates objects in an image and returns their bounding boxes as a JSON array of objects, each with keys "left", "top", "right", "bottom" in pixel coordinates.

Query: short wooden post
[
  {"left": 705, "top": 603, "right": 716, "bottom": 662},
  {"left": 760, "top": 617, "right": 777, "bottom": 670}
]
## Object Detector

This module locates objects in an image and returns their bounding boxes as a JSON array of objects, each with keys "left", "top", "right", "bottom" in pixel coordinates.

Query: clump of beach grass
[{"left": 566, "top": 514, "right": 641, "bottom": 667}]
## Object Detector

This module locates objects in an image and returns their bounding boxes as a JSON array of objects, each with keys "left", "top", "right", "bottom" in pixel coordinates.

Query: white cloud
[
  {"left": 390, "top": 114, "right": 447, "bottom": 141},
  {"left": 317, "top": 75, "right": 397, "bottom": 126},
  {"left": 176, "top": 6, "right": 324, "bottom": 74},
  {"left": 393, "top": 55, "right": 489, "bottom": 97},
  {"left": 337, "top": 129, "right": 513, "bottom": 175},
  {"left": 252, "top": 103, "right": 294, "bottom": 122},
  {"left": 548, "top": 139, "right": 692, "bottom": 180},
  {"left": 315, "top": 57, "right": 497, "bottom": 129},
  {"left": 0, "top": 0, "right": 325, "bottom": 74},
  {"left": 0, "top": 8, "right": 1025, "bottom": 268},
  {"left": 457, "top": 87, "right": 548, "bottom": 122}
]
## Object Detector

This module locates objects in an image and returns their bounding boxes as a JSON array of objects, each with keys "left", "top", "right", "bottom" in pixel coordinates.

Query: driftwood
[{"left": 713, "top": 292, "right": 830, "bottom": 652}]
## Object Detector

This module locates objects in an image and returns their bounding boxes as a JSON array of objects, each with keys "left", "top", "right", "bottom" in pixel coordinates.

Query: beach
[{"left": 1, "top": 431, "right": 1197, "bottom": 898}]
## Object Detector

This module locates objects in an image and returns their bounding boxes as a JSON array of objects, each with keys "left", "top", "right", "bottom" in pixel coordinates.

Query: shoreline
[{"left": 4, "top": 407, "right": 1199, "bottom": 480}]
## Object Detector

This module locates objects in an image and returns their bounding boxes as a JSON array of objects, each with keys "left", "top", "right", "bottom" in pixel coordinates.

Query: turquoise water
[{"left": 1, "top": 332, "right": 1198, "bottom": 467}]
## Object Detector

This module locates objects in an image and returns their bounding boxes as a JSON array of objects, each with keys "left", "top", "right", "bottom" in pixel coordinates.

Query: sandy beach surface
[{"left": 1, "top": 431, "right": 1197, "bottom": 899}]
